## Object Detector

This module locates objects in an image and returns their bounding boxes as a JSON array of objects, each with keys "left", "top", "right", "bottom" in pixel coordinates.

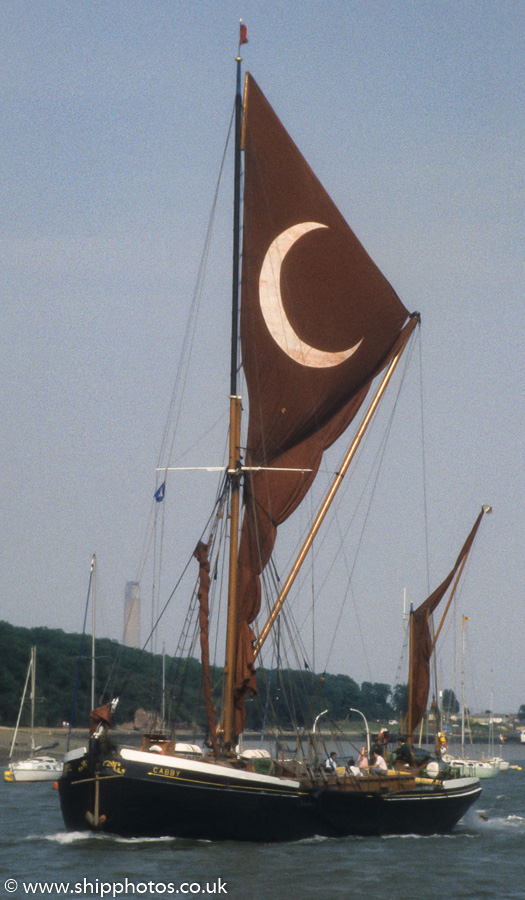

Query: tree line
[{"left": 0, "top": 620, "right": 463, "bottom": 733}]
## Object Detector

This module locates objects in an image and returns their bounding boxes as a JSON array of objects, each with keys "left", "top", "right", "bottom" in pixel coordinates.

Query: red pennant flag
[{"left": 240, "top": 23, "right": 248, "bottom": 45}]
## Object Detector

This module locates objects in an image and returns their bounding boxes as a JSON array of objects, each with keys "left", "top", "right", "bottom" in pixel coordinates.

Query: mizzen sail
[{"left": 407, "top": 507, "right": 488, "bottom": 739}]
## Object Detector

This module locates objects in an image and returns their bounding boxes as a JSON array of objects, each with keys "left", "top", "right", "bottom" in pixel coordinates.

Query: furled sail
[
  {"left": 407, "top": 508, "right": 486, "bottom": 738},
  {"left": 234, "top": 74, "right": 416, "bottom": 734},
  {"left": 194, "top": 541, "right": 220, "bottom": 757}
]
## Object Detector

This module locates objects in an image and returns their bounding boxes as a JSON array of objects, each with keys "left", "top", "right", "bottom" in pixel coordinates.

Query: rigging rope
[{"left": 95, "top": 104, "right": 237, "bottom": 709}]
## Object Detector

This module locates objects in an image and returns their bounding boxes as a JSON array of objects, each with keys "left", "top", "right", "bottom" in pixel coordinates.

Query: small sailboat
[
  {"left": 486, "top": 753, "right": 509, "bottom": 773},
  {"left": 59, "top": 37, "right": 486, "bottom": 839},
  {"left": 442, "top": 617, "right": 498, "bottom": 779},
  {"left": 486, "top": 685, "right": 510, "bottom": 772},
  {"left": 4, "top": 647, "right": 63, "bottom": 783}
]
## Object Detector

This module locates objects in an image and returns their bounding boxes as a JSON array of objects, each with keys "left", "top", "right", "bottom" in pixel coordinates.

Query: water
[{"left": 1, "top": 748, "right": 524, "bottom": 900}]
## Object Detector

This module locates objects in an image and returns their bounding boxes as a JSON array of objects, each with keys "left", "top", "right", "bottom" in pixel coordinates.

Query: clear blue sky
[{"left": 0, "top": 2, "right": 523, "bottom": 714}]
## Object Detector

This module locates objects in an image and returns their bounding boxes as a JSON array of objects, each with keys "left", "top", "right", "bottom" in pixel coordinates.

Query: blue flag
[{"left": 154, "top": 482, "right": 165, "bottom": 503}]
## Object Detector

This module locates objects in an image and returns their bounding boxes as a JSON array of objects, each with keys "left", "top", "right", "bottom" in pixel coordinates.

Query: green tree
[
  {"left": 359, "top": 682, "right": 392, "bottom": 721},
  {"left": 392, "top": 683, "right": 408, "bottom": 718},
  {"left": 0, "top": 620, "right": 402, "bottom": 735},
  {"left": 442, "top": 689, "right": 460, "bottom": 715}
]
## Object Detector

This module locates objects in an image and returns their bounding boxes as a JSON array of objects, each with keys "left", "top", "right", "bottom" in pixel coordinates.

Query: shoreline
[{"left": 1, "top": 724, "right": 521, "bottom": 767}]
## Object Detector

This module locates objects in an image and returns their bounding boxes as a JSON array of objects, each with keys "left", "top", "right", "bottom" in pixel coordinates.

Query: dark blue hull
[{"left": 59, "top": 747, "right": 481, "bottom": 842}]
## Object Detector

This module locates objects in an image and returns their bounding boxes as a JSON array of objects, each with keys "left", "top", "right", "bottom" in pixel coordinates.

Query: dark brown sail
[
  {"left": 407, "top": 508, "right": 487, "bottom": 738},
  {"left": 234, "top": 74, "right": 415, "bottom": 734},
  {"left": 194, "top": 541, "right": 220, "bottom": 757}
]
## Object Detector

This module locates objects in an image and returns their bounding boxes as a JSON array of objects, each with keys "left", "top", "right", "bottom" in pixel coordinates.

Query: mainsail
[{"left": 233, "top": 74, "right": 417, "bottom": 734}]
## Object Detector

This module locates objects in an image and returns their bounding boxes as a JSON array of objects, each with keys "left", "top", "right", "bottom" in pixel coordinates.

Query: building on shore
[{"left": 123, "top": 581, "right": 140, "bottom": 648}]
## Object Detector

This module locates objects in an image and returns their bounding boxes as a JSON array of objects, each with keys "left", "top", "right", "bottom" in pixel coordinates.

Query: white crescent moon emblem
[{"left": 259, "top": 221, "right": 363, "bottom": 368}]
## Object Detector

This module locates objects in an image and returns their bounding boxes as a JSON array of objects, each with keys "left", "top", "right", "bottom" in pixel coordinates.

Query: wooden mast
[
  {"left": 222, "top": 54, "right": 244, "bottom": 749},
  {"left": 407, "top": 605, "right": 416, "bottom": 744},
  {"left": 253, "top": 315, "right": 419, "bottom": 660}
]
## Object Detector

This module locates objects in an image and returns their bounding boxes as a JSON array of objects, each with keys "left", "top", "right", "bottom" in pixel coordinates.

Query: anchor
[{"left": 85, "top": 771, "right": 107, "bottom": 828}]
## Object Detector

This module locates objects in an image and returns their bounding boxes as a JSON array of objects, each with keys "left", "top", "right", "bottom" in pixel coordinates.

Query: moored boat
[
  {"left": 442, "top": 754, "right": 498, "bottom": 780},
  {"left": 441, "top": 617, "right": 499, "bottom": 781},
  {"left": 5, "top": 646, "right": 62, "bottom": 784},
  {"left": 5, "top": 756, "right": 63, "bottom": 784}
]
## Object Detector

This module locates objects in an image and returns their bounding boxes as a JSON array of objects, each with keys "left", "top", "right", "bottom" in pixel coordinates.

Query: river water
[{"left": 1, "top": 746, "right": 524, "bottom": 900}]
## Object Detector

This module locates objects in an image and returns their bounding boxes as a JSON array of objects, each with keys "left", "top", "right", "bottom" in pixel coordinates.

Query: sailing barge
[
  {"left": 60, "top": 739, "right": 480, "bottom": 840},
  {"left": 59, "top": 47, "right": 484, "bottom": 840}
]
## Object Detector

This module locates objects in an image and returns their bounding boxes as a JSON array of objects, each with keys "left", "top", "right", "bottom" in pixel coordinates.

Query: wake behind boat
[{"left": 59, "top": 34, "right": 485, "bottom": 840}]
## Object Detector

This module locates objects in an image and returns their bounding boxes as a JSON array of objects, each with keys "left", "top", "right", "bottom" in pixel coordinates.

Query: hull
[
  {"left": 5, "top": 756, "right": 63, "bottom": 783},
  {"left": 487, "top": 756, "right": 510, "bottom": 772},
  {"left": 59, "top": 746, "right": 481, "bottom": 841},
  {"left": 314, "top": 776, "right": 481, "bottom": 836},
  {"left": 444, "top": 756, "right": 498, "bottom": 779}
]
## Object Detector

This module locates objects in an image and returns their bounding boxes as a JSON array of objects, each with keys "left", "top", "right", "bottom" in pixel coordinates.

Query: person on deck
[
  {"left": 357, "top": 747, "right": 368, "bottom": 770},
  {"left": 369, "top": 750, "right": 388, "bottom": 775},
  {"left": 324, "top": 752, "right": 337, "bottom": 773},
  {"left": 374, "top": 728, "right": 390, "bottom": 756},
  {"left": 394, "top": 737, "right": 416, "bottom": 766},
  {"left": 346, "top": 756, "right": 361, "bottom": 776}
]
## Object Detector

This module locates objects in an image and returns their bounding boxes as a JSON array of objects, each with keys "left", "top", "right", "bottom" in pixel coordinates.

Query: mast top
[{"left": 238, "top": 20, "right": 248, "bottom": 57}]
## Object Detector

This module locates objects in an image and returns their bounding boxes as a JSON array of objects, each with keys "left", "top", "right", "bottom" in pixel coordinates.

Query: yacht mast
[
  {"left": 91, "top": 553, "right": 96, "bottom": 711},
  {"left": 30, "top": 646, "right": 36, "bottom": 751},
  {"left": 461, "top": 615, "right": 469, "bottom": 756},
  {"left": 9, "top": 650, "right": 33, "bottom": 759}
]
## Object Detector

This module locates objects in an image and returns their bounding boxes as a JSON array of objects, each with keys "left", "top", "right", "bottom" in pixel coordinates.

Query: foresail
[{"left": 234, "top": 74, "right": 414, "bottom": 735}]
